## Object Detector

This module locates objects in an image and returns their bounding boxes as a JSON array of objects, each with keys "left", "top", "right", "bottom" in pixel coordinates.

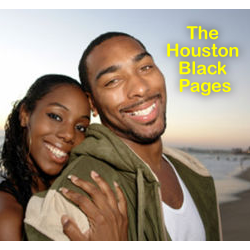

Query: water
[
  {"left": 2, "top": 134, "right": 249, "bottom": 181},
  {"left": 186, "top": 150, "right": 250, "bottom": 203},
  {"left": 0, "top": 136, "right": 3, "bottom": 146},
  {"left": 188, "top": 152, "right": 250, "bottom": 180},
  {"left": 1, "top": 135, "right": 250, "bottom": 202}
]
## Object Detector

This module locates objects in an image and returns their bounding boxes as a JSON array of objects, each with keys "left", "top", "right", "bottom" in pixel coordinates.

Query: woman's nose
[{"left": 57, "top": 124, "right": 75, "bottom": 144}]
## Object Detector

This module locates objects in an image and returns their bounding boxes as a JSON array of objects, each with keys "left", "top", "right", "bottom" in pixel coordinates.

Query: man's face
[{"left": 86, "top": 36, "right": 167, "bottom": 144}]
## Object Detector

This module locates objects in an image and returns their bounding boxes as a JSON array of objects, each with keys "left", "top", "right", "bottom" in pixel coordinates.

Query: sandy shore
[{"left": 219, "top": 166, "right": 250, "bottom": 241}]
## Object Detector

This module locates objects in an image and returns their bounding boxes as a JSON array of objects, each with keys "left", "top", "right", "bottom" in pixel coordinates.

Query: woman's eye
[
  {"left": 47, "top": 113, "right": 62, "bottom": 122},
  {"left": 76, "top": 125, "right": 86, "bottom": 133}
]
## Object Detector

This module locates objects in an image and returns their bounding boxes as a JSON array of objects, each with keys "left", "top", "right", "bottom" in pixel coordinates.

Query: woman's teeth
[
  {"left": 45, "top": 143, "right": 67, "bottom": 158},
  {"left": 129, "top": 103, "right": 156, "bottom": 116}
]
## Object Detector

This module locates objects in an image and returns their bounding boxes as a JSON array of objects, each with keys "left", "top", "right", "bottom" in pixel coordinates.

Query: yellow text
[{"left": 180, "top": 79, "right": 231, "bottom": 96}]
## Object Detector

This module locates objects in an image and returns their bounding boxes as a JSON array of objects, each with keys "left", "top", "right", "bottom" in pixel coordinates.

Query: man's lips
[
  {"left": 120, "top": 94, "right": 161, "bottom": 123},
  {"left": 119, "top": 94, "right": 161, "bottom": 114},
  {"left": 126, "top": 102, "right": 156, "bottom": 117}
]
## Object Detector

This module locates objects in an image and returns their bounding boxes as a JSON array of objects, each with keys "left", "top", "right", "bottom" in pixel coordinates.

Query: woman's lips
[{"left": 44, "top": 142, "right": 69, "bottom": 164}]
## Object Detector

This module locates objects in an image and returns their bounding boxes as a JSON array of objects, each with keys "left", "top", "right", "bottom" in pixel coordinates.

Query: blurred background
[{"left": 0, "top": 10, "right": 250, "bottom": 213}]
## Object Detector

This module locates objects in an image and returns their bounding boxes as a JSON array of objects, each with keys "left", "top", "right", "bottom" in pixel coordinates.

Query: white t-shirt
[{"left": 162, "top": 155, "right": 206, "bottom": 241}]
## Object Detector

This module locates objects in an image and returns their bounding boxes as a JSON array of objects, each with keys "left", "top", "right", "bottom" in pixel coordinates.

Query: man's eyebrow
[
  {"left": 95, "top": 65, "right": 120, "bottom": 81},
  {"left": 133, "top": 51, "right": 152, "bottom": 62},
  {"left": 95, "top": 52, "right": 152, "bottom": 81}
]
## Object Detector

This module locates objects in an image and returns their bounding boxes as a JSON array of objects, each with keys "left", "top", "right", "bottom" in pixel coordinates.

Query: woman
[{"left": 0, "top": 74, "right": 127, "bottom": 240}]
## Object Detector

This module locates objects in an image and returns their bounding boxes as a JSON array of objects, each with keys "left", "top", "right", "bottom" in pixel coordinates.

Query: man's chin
[
  {"left": 127, "top": 124, "right": 166, "bottom": 145},
  {"left": 131, "top": 134, "right": 162, "bottom": 145},
  {"left": 100, "top": 112, "right": 166, "bottom": 144}
]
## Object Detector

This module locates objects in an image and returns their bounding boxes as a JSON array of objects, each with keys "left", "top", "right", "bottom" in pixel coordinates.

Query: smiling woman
[
  {"left": 0, "top": 74, "right": 91, "bottom": 240},
  {"left": 19, "top": 83, "right": 90, "bottom": 177}
]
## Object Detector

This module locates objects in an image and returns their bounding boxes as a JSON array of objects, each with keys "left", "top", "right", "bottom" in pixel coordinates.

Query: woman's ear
[
  {"left": 19, "top": 104, "right": 30, "bottom": 127},
  {"left": 86, "top": 92, "right": 99, "bottom": 117}
]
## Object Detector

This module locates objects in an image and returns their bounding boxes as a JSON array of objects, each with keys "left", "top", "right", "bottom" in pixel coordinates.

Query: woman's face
[{"left": 21, "top": 84, "right": 90, "bottom": 176}]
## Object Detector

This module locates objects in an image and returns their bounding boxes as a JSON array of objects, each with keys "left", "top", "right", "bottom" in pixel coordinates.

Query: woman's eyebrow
[
  {"left": 81, "top": 115, "right": 90, "bottom": 120},
  {"left": 48, "top": 102, "right": 90, "bottom": 120},
  {"left": 48, "top": 102, "right": 69, "bottom": 111}
]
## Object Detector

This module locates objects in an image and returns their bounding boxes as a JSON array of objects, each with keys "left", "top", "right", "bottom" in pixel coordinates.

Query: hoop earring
[
  {"left": 0, "top": 164, "right": 8, "bottom": 178},
  {"left": 27, "top": 126, "right": 32, "bottom": 156}
]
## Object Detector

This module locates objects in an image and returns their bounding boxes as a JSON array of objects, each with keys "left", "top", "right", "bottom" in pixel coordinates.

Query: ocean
[
  {"left": 189, "top": 151, "right": 250, "bottom": 180},
  {"left": 178, "top": 149, "right": 250, "bottom": 203},
  {"left": 1, "top": 135, "right": 250, "bottom": 203}
]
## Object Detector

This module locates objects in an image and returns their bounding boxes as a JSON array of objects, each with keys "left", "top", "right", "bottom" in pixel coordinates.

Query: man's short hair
[{"left": 78, "top": 32, "right": 147, "bottom": 93}]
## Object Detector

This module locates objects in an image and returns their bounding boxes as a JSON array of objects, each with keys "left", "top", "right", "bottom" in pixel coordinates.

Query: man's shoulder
[
  {"left": 58, "top": 154, "right": 119, "bottom": 186},
  {"left": 163, "top": 147, "right": 211, "bottom": 177}
]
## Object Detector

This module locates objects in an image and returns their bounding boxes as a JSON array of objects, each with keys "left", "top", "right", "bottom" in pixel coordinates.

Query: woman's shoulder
[
  {"left": 0, "top": 191, "right": 24, "bottom": 240},
  {"left": 0, "top": 190, "right": 23, "bottom": 221},
  {"left": 0, "top": 189, "right": 23, "bottom": 210}
]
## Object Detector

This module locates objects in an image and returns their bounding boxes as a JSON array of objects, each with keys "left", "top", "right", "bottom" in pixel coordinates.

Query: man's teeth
[
  {"left": 128, "top": 103, "right": 156, "bottom": 116},
  {"left": 45, "top": 143, "right": 67, "bottom": 158}
]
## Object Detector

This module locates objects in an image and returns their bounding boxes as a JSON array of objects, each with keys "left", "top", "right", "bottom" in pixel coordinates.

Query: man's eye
[
  {"left": 76, "top": 125, "right": 86, "bottom": 133},
  {"left": 105, "top": 78, "right": 119, "bottom": 87},
  {"left": 47, "top": 113, "right": 62, "bottom": 122},
  {"left": 141, "top": 65, "right": 153, "bottom": 72}
]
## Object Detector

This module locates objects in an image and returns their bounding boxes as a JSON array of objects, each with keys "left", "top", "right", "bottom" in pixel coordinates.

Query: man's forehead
[
  {"left": 91, "top": 36, "right": 145, "bottom": 58},
  {"left": 87, "top": 36, "right": 147, "bottom": 69},
  {"left": 103, "top": 35, "right": 142, "bottom": 47}
]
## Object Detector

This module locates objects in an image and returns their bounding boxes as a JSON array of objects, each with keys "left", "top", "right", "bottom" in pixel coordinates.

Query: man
[{"left": 24, "top": 32, "right": 222, "bottom": 240}]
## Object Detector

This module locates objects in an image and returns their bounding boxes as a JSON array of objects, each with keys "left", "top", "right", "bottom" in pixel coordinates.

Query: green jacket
[{"left": 24, "top": 123, "right": 222, "bottom": 241}]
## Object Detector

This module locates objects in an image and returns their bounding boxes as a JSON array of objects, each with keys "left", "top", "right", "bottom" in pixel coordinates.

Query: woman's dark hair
[
  {"left": 0, "top": 74, "right": 83, "bottom": 209},
  {"left": 78, "top": 31, "right": 147, "bottom": 93}
]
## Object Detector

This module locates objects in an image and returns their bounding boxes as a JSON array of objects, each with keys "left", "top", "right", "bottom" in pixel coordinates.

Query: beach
[
  {"left": 187, "top": 150, "right": 250, "bottom": 241},
  {"left": 219, "top": 167, "right": 250, "bottom": 241}
]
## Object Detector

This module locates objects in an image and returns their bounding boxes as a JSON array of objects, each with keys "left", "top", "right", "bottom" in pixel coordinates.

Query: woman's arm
[
  {"left": 0, "top": 191, "right": 23, "bottom": 240},
  {"left": 60, "top": 171, "right": 128, "bottom": 241}
]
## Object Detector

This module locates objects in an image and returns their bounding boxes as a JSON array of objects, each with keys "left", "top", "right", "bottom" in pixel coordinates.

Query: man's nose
[{"left": 127, "top": 74, "right": 149, "bottom": 99}]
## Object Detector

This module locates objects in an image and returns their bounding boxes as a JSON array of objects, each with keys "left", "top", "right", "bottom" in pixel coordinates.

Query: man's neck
[{"left": 120, "top": 137, "right": 163, "bottom": 173}]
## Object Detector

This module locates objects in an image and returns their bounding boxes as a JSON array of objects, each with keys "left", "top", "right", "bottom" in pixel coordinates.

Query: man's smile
[
  {"left": 127, "top": 102, "right": 156, "bottom": 117},
  {"left": 120, "top": 94, "right": 161, "bottom": 124}
]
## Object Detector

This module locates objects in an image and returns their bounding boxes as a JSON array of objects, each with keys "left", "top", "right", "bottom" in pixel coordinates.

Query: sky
[{"left": 0, "top": 9, "right": 249, "bottom": 150}]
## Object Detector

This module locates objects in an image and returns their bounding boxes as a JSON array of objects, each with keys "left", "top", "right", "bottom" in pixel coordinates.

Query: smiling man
[
  {"left": 24, "top": 32, "right": 222, "bottom": 241},
  {"left": 84, "top": 37, "right": 166, "bottom": 146}
]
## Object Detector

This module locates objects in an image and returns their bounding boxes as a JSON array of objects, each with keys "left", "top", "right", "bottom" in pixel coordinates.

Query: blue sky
[{"left": 0, "top": 9, "right": 249, "bottom": 149}]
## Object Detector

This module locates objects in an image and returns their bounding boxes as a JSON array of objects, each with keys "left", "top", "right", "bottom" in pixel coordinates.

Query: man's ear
[
  {"left": 19, "top": 104, "right": 30, "bottom": 127},
  {"left": 86, "top": 92, "right": 99, "bottom": 117}
]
